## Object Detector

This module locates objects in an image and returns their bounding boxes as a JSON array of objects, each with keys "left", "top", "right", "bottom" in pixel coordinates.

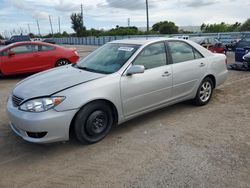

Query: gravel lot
[{"left": 0, "top": 46, "right": 249, "bottom": 188}]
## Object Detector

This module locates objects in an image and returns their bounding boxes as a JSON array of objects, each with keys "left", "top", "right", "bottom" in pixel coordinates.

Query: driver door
[
  {"left": 1, "top": 44, "right": 39, "bottom": 74},
  {"left": 120, "top": 42, "right": 173, "bottom": 117}
]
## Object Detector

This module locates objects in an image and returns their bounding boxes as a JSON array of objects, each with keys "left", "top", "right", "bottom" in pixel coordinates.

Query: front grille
[{"left": 12, "top": 95, "right": 24, "bottom": 107}]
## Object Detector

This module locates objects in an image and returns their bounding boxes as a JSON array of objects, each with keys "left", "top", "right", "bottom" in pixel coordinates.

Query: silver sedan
[{"left": 7, "top": 38, "right": 228, "bottom": 144}]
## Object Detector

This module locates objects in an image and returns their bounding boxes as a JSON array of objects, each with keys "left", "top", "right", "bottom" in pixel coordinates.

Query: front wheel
[
  {"left": 74, "top": 101, "right": 113, "bottom": 144},
  {"left": 193, "top": 77, "right": 214, "bottom": 106},
  {"left": 55, "top": 59, "right": 71, "bottom": 67}
]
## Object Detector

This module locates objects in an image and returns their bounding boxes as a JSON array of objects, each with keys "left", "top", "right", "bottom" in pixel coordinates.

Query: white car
[{"left": 7, "top": 38, "right": 228, "bottom": 144}]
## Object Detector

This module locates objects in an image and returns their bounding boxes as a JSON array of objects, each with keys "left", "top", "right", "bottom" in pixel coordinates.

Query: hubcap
[
  {"left": 86, "top": 110, "right": 108, "bottom": 135},
  {"left": 57, "top": 60, "right": 68, "bottom": 66},
  {"left": 199, "top": 81, "right": 212, "bottom": 102}
]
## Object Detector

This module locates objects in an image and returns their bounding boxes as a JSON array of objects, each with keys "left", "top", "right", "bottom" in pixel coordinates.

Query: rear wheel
[
  {"left": 193, "top": 77, "right": 214, "bottom": 106},
  {"left": 74, "top": 101, "right": 113, "bottom": 144},
  {"left": 55, "top": 59, "right": 71, "bottom": 67},
  {"left": 0, "top": 70, "right": 4, "bottom": 78}
]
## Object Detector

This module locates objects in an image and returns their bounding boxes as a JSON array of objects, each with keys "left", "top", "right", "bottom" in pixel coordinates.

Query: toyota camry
[{"left": 7, "top": 38, "right": 228, "bottom": 144}]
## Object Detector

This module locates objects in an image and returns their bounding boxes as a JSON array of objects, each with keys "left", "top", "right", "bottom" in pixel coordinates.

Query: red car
[
  {"left": 0, "top": 41, "right": 80, "bottom": 76},
  {"left": 190, "top": 37, "right": 225, "bottom": 54}
]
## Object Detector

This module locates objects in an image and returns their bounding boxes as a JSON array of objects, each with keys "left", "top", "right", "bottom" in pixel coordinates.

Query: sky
[{"left": 0, "top": 0, "right": 249, "bottom": 36}]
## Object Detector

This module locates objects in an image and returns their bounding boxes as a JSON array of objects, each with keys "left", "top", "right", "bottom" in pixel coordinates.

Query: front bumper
[{"left": 7, "top": 97, "right": 78, "bottom": 144}]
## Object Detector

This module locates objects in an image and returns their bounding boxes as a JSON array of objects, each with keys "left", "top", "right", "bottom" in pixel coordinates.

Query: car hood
[{"left": 13, "top": 65, "right": 105, "bottom": 99}]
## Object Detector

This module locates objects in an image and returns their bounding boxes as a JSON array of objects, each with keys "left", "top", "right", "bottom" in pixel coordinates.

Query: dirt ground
[{"left": 0, "top": 47, "right": 249, "bottom": 188}]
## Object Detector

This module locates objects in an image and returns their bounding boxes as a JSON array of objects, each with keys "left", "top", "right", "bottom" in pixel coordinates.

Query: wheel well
[
  {"left": 0, "top": 70, "right": 4, "bottom": 77},
  {"left": 205, "top": 74, "right": 216, "bottom": 88},
  {"left": 69, "top": 99, "right": 119, "bottom": 139},
  {"left": 56, "top": 58, "right": 71, "bottom": 65}
]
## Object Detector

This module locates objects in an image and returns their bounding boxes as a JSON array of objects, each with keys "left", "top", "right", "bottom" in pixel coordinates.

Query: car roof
[
  {"left": 0, "top": 41, "right": 57, "bottom": 52},
  {"left": 109, "top": 37, "right": 188, "bottom": 45},
  {"left": 9, "top": 41, "right": 55, "bottom": 45}
]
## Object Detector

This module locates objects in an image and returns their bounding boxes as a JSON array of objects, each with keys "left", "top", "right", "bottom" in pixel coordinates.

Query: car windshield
[{"left": 75, "top": 43, "right": 140, "bottom": 74}]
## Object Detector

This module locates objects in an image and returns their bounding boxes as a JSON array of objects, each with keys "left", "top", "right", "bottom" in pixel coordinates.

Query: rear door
[
  {"left": 121, "top": 42, "right": 173, "bottom": 117},
  {"left": 37, "top": 44, "right": 57, "bottom": 69},
  {"left": 167, "top": 41, "right": 206, "bottom": 100}
]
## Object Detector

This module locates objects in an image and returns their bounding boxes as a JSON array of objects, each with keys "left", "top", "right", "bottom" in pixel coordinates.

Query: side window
[
  {"left": 168, "top": 41, "right": 195, "bottom": 63},
  {"left": 39, "top": 45, "right": 55, "bottom": 51},
  {"left": 1, "top": 50, "right": 8, "bottom": 56},
  {"left": 11, "top": 45, "right": 38, "bottom": 54},
  {"left": 133, "top": 42, "right": 167, "bottom": 70},
  {"left": 194, "top": 49, "right": 203, "bottom": 59}
]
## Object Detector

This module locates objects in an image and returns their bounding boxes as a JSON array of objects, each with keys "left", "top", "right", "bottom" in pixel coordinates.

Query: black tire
[
  {"left": 55, "top": 59, "right": 71, "bottom": 67},
  {"left": 193, "top": 77, "right": 214, "bottom": 106},
  {"left": 74, "top": 101, "right": 113, "bottom": 144},
  {"left": 0, "top": 70, "right": 4, "bottom": 78}
]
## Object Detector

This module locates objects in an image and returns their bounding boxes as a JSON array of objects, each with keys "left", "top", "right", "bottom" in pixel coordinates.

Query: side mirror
[
  {"left": 126, "top": 65, "right": 145, "bottom": 76},
  {"left": 8, "top": 50, "right": 15, "bottom": 56}
]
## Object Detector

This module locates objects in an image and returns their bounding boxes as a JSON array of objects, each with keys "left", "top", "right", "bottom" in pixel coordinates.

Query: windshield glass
[{"left": 75, "top": 43, "right": 140, "bottom": 74}]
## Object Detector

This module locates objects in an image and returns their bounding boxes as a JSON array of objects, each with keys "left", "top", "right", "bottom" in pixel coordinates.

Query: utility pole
[
  {"left": 27, "top": 24, "right": 31, "bottom": 34},
  {"left": 49, "top": 15, "right": 53, "bottom": 36},
  {"left": 37, "top": 20, "right": 41, "bottom": 36},
  {"left": 128, "top": 18, "right": 130, "bottom": 27},
  {"left": 81, "top": 4, "right": 84, "bottom": 27},
  {"left": 146, "top": 0, "right": 149, "bottom": 32},
  {"left": 58, "top": 16, "right": 61, "bottom": 33}
]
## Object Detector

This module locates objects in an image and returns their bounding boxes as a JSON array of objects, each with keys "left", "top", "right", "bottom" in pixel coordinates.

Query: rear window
[{"left": 39, "top": 45, "right": 55, "bottom": 51}]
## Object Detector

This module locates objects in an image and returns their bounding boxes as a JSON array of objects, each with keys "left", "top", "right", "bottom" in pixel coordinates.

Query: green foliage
[
  {"left": 240, "top": 18, "right": 250, "bottom": 31},
  {"left": 105, "top": 26, "right": 142, "bottom": 36},
  {"left": 152, "top": 21, "right": 178, "bottom": 34},
  {"left": 70, "top": 13, "right": 87, "bottom": 37},
  {"left": 0, "top": 34, "right": 4, "bottom": 39},
  {"left": 200, "top": 22, "right": 241, "bottom": 33}
]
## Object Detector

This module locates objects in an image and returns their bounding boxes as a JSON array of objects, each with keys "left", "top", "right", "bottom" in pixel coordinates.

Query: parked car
[
  {"left": 0, "top": 41, "right": 79, "bottom": 76},
  {"left": 235, "top": 38, "right": 250, "bottom": 62},
  {"left": 4, "top": 35, "right": 31, "bottom": 45},
  {"left": 42, "top": 38, "right": 56, "bottom": 44},
  {"left": 229, "top": 51, "right": 250, "bottom": 71},
  {"left": 242, "top": 52, "right": 250, "bottom": 69},
  {"left": 224, "top": 40, "right": 237, "bottom": 51},
  {"left": 190, "top": 37, "right": 225, "bottom": 53},
  {"left": 7, "top": 38, "right": 228, "bottom": 144}
]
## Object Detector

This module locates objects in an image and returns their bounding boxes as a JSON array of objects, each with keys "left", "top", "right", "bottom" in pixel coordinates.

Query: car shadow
[{"left": 1, "top": 73, "right": 33, "bottom": 80}]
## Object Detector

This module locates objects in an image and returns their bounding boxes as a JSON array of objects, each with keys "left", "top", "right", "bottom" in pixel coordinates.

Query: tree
[
  {"left": 0, "top": 34, "right": 4, "bottom": 39},
  {"left": 240, "top": 18, "right": 250, "bottom": 31},
  {"left": 152, "top": 21, "right": 178, "bottom": 34},
  {"left": 200, "top": 22, "right": 241, "bottom": 33},
  {"left": 159, "top": 22, "right": 178, "bottom": 34},
  {"left": 70, "top": 13, "right": 86, "bottom": 36}
]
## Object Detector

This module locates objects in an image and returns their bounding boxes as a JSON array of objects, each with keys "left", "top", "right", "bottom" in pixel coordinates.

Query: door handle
[
  {"left": 162, "top": 71, "right": 171, "bottom": 77},
  {"left": 199, "top": 62, "right": 205, "bottom": 67}
]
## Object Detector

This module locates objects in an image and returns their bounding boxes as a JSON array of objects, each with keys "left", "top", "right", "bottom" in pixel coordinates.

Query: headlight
[{"left": 19, "top": 96, "right": 65, "bottom": 112}]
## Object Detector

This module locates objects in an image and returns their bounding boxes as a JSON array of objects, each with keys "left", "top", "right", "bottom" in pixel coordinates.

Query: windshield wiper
[{"left": 74, "top": 65, "right": 109, "bottom": 74}]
